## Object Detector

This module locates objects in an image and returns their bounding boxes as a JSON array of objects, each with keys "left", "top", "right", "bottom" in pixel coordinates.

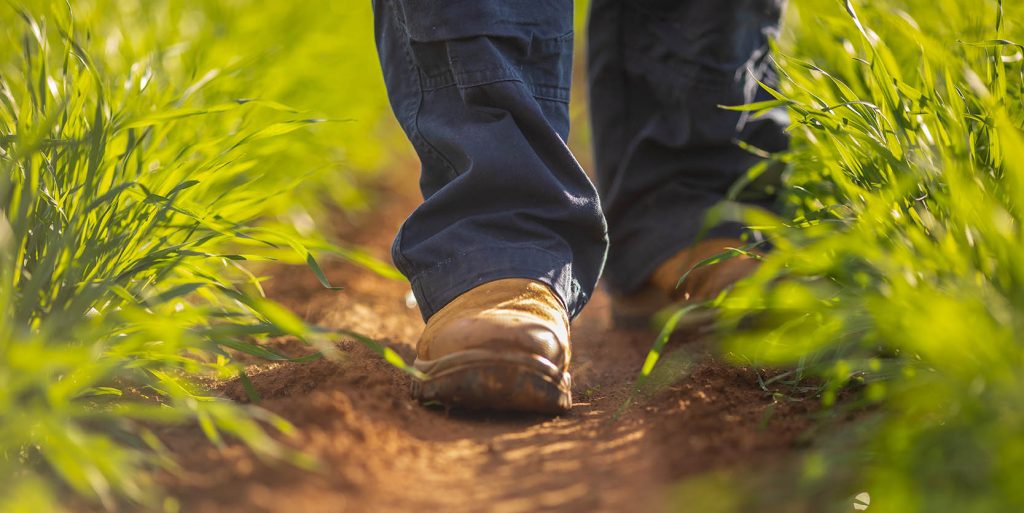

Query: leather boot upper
[
  {"left": 648, "top": 238, "right": 762, "bottom": 303},
  {"left": 611, "top": 238, "right": 762, "bottom": 324},
  {"left": 416, "top": 279, "right": 570, "bottom": 370}
]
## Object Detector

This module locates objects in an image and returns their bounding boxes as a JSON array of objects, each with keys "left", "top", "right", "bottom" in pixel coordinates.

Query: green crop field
[
  {"left": 0, "top": 1, "right": 407, "bottom": 510},
  {"left": 1, "top": 0, "right": 1022, "bottom": 512},
  {"left": 650, "top": 0, "right": 1024, "bottom": 511}
]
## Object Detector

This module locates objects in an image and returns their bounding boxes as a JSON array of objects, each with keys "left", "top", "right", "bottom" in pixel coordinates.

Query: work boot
[
  {"left": 611, "top": 238, "right": 762, "bottom": 330},
  {"left": 412, "top": 279, "right": 572, "bottom": 414}
]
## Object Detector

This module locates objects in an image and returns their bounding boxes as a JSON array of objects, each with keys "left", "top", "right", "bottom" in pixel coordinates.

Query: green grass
[
  {"left": 0, "top": 2, "right": 408, "bottom": 511},
  {"left": 652, "top": 0, "right": 1024, "bottom": 511},
  {"left": 7, "top": 0, "right": 1023, "bottom": 511}
]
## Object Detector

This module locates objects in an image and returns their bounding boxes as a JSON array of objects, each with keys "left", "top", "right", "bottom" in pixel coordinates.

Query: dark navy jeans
[{"left": 373, "top": 0, "right": 788, "bottom": 321}]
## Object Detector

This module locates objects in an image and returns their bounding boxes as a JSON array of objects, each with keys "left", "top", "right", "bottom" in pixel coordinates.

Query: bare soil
[{"left": 155, "top": 175, "right": 822, "bottom": 513}]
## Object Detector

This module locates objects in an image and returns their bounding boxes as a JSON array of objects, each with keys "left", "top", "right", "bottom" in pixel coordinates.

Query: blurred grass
[
  {"left": 20, "top": 0, "right": 407, "bottom": 215},
  {"left": 653, "top": 0, "right": 1024, "bottom": 511},
  {"left": 0, "top": 1, "right": 411, "bottom": 511}
]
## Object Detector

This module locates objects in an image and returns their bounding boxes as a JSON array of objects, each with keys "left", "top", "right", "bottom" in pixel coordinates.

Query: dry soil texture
[{"left": 156, "top": 177, "right": 821, "bottom": 513}]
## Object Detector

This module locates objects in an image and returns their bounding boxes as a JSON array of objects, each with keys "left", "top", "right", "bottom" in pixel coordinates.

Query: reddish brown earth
[{"left": 155, "top": 175, "right": 823, "bottom": 513}]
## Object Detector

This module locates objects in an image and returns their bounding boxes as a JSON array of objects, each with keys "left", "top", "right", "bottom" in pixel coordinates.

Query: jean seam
[
  {"left": 389, "top": 1, "right": 452, "bottom": 297},
  {"left": 392, "top": 2, "right": 459, "bottom": 183},
  {"left": 411, "top": 245, "right": 567, "bottom": 281},
  {"left": 388, "top": 5, "right": 420, "bottom": 304},
  {"left": 408, "top": 245, "right": 579, "bottom": 319},
  {"left": 420, "top": 69, "right": 571, "bottom": 103}
]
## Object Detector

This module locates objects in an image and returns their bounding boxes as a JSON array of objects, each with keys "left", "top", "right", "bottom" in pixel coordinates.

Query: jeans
[{"left": 373, "top": 0, "right": 788, "bottom": 321}]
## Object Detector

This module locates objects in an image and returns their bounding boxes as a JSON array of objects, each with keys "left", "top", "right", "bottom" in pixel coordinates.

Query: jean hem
[{"left": 406, "top": 245, "right": 586, "bottom": 321}]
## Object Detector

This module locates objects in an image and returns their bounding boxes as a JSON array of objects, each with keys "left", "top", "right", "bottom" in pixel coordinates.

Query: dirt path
[{"left": 157, "top": 176, "right": 818, "bottom": 513}]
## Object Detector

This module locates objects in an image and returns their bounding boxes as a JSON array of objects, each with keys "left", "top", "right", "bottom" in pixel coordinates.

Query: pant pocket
[
  {"left": 410, "top": 32, "right": 573, "bottom": 105},
  {"left": 623, "top": 0, "right": 784, "bottom": 98},
  {"left": 399, "top": 0, "right": 572, "bottom": 43}
]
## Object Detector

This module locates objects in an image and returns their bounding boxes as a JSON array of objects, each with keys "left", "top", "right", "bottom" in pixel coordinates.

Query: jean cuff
[{"left": 407, "top": 246, "right": 585, "bottom": 321}]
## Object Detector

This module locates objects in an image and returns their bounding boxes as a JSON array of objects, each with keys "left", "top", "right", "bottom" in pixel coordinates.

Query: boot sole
[{"left": 412, "top": 350, "right": 572, "bottom": 415}]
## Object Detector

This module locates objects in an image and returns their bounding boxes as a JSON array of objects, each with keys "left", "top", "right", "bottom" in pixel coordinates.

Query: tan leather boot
[
  {"left": 611, "top": 238, "right": 761, "bottom": 329},
  {"left": 412, "top": 279, "right": 572, "bottom": 414}
]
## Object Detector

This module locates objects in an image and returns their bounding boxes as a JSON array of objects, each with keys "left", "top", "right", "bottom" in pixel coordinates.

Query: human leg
[
  {"left": 587, "top": 0, "right": 789, "bottom": 299},
  {"left": 373, "top": 0, "right": 608, "bottom": 412},
  {"left": 374, "top": 0, "right": 608, "bottom": 322}
]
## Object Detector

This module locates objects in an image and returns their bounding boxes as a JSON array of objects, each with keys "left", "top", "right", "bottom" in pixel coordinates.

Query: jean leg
[
  {"left": 373, "top": 0, "right": 608, "bottom": 320},
  {"left": 587, "top": 0, "right": 789, "bottom": 295}
]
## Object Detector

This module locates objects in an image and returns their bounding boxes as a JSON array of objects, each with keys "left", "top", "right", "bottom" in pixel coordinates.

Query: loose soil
[{"left": 155, "top": 175, "right": 823, "bottom": 513}]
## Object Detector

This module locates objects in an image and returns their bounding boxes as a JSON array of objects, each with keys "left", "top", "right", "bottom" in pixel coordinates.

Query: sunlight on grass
[
  {"left": 0, "top": 2, "right": 405, "bottom": 511},
  {"left": 668, "top": 0, "right": 1024, "bottom": 511}
]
